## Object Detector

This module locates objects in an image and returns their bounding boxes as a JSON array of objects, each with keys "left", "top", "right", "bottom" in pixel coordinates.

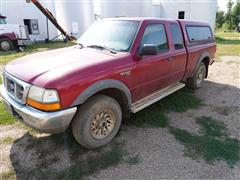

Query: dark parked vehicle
[{"left": 1, "top": 18, "right": 216, "bottom": 149}]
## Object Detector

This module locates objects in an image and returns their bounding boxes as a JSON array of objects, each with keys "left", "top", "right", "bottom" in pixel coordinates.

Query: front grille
[{"left": 3, "top": 72, "right": 30, "bottom": 104}]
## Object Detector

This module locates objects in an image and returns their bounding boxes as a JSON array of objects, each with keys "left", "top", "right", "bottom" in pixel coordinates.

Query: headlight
[{"left": 27, "top": 85, "right": 61, "bottom": 111}]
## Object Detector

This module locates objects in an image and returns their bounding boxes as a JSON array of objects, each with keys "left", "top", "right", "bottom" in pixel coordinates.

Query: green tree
[
  {"left": 232, "top": 0, "right": 240, "bottom": 29},
  {"left": 226, "top": 0, "right": 234, "bottom": 29},
  {"left": 216, "top": 9, "right": 225, "bottom": 29}
]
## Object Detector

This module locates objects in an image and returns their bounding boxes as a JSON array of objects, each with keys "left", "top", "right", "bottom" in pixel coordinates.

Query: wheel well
[
  {"left": 0, "top": 36, "right": 11, "bottom": 41},
  {"left": 97, "top": 88, "right": 131, "bottom": 120},
  {"left": 201, "top": 56, "right": 210, "bottom": 78}
]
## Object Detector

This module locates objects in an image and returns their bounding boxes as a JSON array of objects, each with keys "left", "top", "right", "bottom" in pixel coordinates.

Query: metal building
[
  {"left": 1, "top": 0, "right": 95, "bottom": 41},
  {"left": 1, "top": 0, "right": 217, "bottom": 41},
  {"left": 98, "top": 0, "right": 217, "bottom": 29}
]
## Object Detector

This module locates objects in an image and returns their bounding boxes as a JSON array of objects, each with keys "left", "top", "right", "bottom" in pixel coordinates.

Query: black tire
[
  {"left": 0, "top": 38, "right": 14, "bottom": 51},
  {"left": 186, "top": 62, "right": 207, "bottom": 90},
  {"left": 72, "top": 95, "right": 122, "bottom": 149}
]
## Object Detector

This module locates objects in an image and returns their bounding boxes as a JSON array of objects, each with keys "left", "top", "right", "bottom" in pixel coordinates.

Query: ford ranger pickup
[{"left": 0, "top": 18, "right": 216, "bottom": 149}]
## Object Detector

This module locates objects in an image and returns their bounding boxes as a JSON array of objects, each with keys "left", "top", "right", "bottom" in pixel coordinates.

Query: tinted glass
[
  {"left": 186, "top": 26, "right": 212, "bottom": 42},
  {"left": 78, "top": 20, "right": 140, "bottom": 52},
  {"left": 141, "top": 24, "right": 169, "bottom": 52},
  {"left": 0, "top": 19, "right": 6, "bottom": 24},
  {"left": 170, "top": 24, "right": 184, "bottom": 49}
]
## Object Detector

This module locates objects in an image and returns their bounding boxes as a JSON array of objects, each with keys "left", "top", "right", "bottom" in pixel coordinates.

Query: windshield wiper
[{"left": 87, "top": 45, "right": 117, "bottom": 54}]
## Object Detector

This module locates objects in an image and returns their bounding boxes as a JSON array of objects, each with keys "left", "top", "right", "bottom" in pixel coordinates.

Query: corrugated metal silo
[{"left": 54, "top": 0, "right": 95, "bottom": 38}]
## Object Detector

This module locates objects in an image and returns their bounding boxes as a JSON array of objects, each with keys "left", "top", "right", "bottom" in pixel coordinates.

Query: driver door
[{"left": 133, "top": 23, "right": 175, "bottom": 101}]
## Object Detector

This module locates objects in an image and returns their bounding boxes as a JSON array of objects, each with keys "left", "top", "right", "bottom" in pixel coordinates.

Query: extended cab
[
  {"left": 0, "top": 15, "right": 30, "bottom": 51},
  {"left": 0, "top": 18, "right": 216, "bottom": 149}
]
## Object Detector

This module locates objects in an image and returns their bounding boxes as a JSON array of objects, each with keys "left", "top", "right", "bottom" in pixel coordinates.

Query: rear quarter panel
[{"left": 178, "top": 20, "right": 216, "bottom": 79}]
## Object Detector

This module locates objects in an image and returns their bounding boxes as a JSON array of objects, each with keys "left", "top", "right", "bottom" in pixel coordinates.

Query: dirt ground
[{"left": 0, "top": 56, "right": 239, "bottom": 179}]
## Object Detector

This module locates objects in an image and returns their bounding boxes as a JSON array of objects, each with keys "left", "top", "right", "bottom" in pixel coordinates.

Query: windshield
[
  {"left": 78, "top": 20, "right": 140, "bottom": 52},
  {"left": 0, "top": 18, "right": 6, "bottom": 24}
]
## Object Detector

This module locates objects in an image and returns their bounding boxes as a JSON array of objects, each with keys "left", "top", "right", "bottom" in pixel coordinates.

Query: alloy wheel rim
[{"left": 90, "top": 109, "right": 116, "bottom": 140}]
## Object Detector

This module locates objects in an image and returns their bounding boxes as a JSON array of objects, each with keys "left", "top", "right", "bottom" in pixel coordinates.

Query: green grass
[
  {"left": 0, "top": 101, "right": 16, "bottom": 125},
  {"left": 1, "top": 136, "right": 15, "bottom": 144},
  {"left": 215, "top": 31, "right": 240, "bottom": 58},
  {"left": 216, "top": 31, "right": 240, "bottom": 40},
  {"left": 58, "top": 145, "right": 140, "bottom": 179},
  {"left": 0, "top": 168, "right": 15, "bottom": 179},
  {"left": 169, "top": 116, "right": 240, "bottom": 167},
  {"left": 17, "top": 123, "right": 39, "bottom": 136},
  {"left": 196, "top": 116, "right": 226, "bottom": 137},
  {"left": 125, "top": 154, "right": 141, "bottom": 165},
  {"left": 0, "top": 41, "right": 76, "bottom": 65},
  {"left": 130, "top": 88, "right": 202, "bottom": 128},
  {"left": 132, "top": 111, "right": 169, "bottom": 128},
  {"left": 59, "top": 145, "right": 126, "bottom": 179},
  {"left": 156, "top": 88, "right": 202, "bottom": 112}
]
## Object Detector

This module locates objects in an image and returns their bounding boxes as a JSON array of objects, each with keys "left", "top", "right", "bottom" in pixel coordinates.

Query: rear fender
[{"left": 191, "top": 52, "right": 210, "bottom": 78}]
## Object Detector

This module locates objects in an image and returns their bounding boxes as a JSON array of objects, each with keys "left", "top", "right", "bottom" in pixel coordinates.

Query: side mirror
[{"left": 139, "top": 44, "right": 158, "bottom": 56}]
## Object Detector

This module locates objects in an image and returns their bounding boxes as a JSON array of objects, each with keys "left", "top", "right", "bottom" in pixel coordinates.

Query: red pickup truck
[{"left": 1, "top": 18, "right": 216, "bottom": 149}]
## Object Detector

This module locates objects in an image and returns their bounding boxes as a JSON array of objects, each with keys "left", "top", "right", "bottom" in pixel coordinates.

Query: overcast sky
[{"left": 218, "top": 0, "right": 237, "bottom": 11}]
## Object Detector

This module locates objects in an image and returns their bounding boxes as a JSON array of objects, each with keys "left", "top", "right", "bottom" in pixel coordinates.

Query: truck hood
[
  {"left": 0, "top": 24, "right": 19, "bottom": 28},
  {"left": 0, "top": 24, "right": 28, "bottom": 39},
  {"left": 5, "top": 46, "right": 123, "bottom": 84}
]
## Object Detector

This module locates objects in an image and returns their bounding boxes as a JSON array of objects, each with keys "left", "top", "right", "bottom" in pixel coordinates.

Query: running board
[{"left": 131, "top": 82, "right": 185, "bottom": 113}]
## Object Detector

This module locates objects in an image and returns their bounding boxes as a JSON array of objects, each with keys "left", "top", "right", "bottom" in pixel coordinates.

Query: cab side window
[
  {"left": 141, "top": 24, "right": 169, "bottom": 53},
  {"left": 170, "top": 23, "right": 184, "bottom": 49},
  {"left": 186, "top": 26, "right": 213, "bottom": 42}
]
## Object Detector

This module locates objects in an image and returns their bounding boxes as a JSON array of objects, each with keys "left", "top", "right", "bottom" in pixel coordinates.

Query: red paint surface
[
  {"left": 5, "top": 18, "right": 216, "bottom": 109},
  {"left": 0, "top": 32, "right": 16, "bottom": 41}
]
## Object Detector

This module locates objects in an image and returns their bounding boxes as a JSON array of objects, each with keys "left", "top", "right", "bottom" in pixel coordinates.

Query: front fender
[
  {"left": 0, "top": 32, "right": 16, "bottom": 41},
  {"left": 71, "top": 79, "right": 132, "bottom": 107}
]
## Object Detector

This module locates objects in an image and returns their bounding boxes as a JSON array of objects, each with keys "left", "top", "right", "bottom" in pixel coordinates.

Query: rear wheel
[
  {"left": 187, "top": 62, "right": 207, "bottom": 90},
  {"left": 0, "top": 38, "right": 14, "bottom": 51},
  {"left": 72, "top": 95, "right": 122, "bottom": 149}
]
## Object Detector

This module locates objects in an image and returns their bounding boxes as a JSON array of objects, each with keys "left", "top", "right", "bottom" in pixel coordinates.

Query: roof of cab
[
  {"left": 178, "top": 19, "right": 210, "bottom": 26},
  {"left": 99, "top": 17, "right": 177, "bottom": 23},
  {"left": 98, "top": 17, "right": 210, "bottom": 26}
]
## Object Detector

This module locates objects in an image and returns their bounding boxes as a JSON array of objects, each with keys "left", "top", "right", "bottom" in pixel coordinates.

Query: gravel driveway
[{"left": 0, "top": 56, "right": 239, "bottom": 179}]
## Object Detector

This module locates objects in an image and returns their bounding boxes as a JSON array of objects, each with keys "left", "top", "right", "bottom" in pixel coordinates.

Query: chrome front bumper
[
  {"left": 0, "top": 85, "right": 77, "bottom": 133},
  {"left": 17, "top": 39, "right": 30, "bottom": 46}
]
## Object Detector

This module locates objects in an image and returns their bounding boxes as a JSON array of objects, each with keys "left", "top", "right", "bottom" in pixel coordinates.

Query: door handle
[{"left": 168, "top": 56, "right": 175, "bottom": 61}]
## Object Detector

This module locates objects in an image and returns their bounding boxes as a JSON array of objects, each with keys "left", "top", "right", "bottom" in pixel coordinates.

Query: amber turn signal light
[{"left": 27, "top": 98, "right": 61, "bottom": 111}]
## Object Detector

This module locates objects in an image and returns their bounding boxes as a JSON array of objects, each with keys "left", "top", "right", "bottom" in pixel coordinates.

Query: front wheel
[
  {"left": 0, "top": 38, "right": 14, "bottom": 51},
  {"left": 187, "top": 62, "right": 207, "bottom": 90},
  {"left": 72, "top": 95, "right": 122, "bottom": 149}
]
